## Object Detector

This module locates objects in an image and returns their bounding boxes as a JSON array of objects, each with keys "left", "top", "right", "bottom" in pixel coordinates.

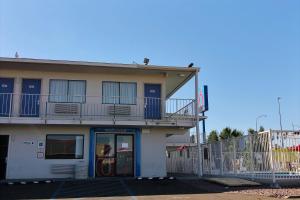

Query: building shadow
[{"left": 0, "top": 178, "right": 295, "bottom": 200}]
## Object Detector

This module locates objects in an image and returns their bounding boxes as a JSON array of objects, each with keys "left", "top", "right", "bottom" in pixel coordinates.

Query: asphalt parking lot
[{"left": 0, "top": 178, "right": 280, "bottom": 200}]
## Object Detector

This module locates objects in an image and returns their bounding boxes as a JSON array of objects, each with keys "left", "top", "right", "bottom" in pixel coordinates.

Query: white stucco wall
[
  {"left": 166, "top": 131, "right": 190, "bottom": 143},
  {"left": 0, "top": 125, "right": 186, "bottom": 179},
  {"left": 139, "top": 128, "right": 188, "bottom": 177},
  {"left": 0, "top": 125, "right": 89, "bottom": 179}
]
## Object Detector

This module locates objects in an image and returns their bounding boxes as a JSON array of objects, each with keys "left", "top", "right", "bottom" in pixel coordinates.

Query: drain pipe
[{"left": 194, "top": 68, "right": 203, "bottom": 177}]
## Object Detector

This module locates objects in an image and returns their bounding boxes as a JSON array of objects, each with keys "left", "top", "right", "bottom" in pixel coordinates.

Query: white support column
[
  {"left": 12, "top": 78, "right": 22, "bottom": 117},
  {"left": 194, "top": 69, "right": 202, "bottom": 177}
]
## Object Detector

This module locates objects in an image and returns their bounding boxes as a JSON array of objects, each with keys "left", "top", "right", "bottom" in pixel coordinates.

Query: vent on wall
[
  {"left": 51, "top": 164, "right": 75, "bottom": 175},
  {"left": 54, "top": 103, "right": 79, "bottom": 114},
  {"left": 108, "top": 105, "right": 131, "bottom": 116}
]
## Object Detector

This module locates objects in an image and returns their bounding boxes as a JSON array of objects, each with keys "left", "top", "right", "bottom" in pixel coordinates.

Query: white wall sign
[
  {"left": 121, "top": 143, "right": 129, "bottom": 148},
  {"left": 24, "top": 141, "right": 34, "bottom": 145},
  {"left": 37, "top": 152, "right": 44, "bottom": 159}
]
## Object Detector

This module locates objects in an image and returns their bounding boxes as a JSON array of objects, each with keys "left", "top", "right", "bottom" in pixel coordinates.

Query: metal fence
[
  {"left": 0, "top": 93, "right": 195, "bottom": 121},
  {"left": 202, "top": 130, "right": 300, "bottom": 183},
  {"left": 166, "top": 130, "right": 300, "bottom": 184},
  {"left": 166, "top": 147, "right": 198, "bottom": 174}
]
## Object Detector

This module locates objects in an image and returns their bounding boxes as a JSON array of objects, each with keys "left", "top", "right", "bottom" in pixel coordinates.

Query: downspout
[{"left": 194, "top": 68, "right": 203, "bottom": 177}]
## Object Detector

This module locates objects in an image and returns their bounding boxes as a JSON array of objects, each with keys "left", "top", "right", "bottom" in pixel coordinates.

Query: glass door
[
  {"left": 95, "top": 134, "right": 115, "bottom": 177},
  {"left": 95, "top": 133, "right": 134, "bottom": 177},
  {"left": 116, "top": 135, "right": 133, "bottom": 176}
]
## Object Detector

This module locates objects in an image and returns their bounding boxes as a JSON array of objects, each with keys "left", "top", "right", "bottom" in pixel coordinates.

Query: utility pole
[{"left": 277, "top": 97, "right": 284, "bottom": 147}]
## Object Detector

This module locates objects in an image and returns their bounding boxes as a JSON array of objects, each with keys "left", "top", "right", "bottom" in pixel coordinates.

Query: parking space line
[
  {"left": 120, "top": 179, "right": 137, "bottom": 200},
  {"left": 50, "top": 181, "right": 65, "bottom": 200}
]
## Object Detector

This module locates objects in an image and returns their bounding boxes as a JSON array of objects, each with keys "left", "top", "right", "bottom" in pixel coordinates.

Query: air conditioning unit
[
  {"left": 54, "top": 103, "right": 79, "bottom": 114},
  {"left": 108, "top": 105, "right": 131, "bottom": 116}
]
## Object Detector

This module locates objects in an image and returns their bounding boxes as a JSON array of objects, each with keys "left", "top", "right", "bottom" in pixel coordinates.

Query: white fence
[
  {"left": 166, "top": 147, "right": 198, "bottom": 174},
  {"left": 166, "top": 130, "right": 300, "bottom": 183},
  {"left": 202, "top": 130, "right": 300, "bottom": 183}
]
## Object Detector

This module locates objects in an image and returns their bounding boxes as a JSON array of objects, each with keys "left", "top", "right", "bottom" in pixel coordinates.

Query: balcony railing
[{"left": 0, "top": 93, "right": 196, "bottom": 122}]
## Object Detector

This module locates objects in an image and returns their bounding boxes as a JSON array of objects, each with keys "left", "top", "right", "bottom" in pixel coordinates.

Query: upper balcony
[{"left": 0, "top": 94, "right": 198, "bottom": 127}]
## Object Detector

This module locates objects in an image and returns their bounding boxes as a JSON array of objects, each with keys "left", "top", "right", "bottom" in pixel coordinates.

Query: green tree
[
  {"left": 232, "top": 129, "right": 243, "bottom": 137},
  {"left": 220, "top": 127, "right": 243, "bottom": 140},
  {"left": 219, "top": 127, "right": 232, "bottom": 140},
  {"left": 207, "top": 130, "right": 219, "bottom": 143},
  {"left": 259, "top": 126, "right": 265, "bottom": 132},
  {"left": 248, "top": 128, "right": 256, "bottom": 135}
]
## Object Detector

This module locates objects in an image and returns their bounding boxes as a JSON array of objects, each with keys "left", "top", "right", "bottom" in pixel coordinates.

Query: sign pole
[
  {"left": 202, "top": 112, "right": 206, "bottom": 143},
  {"left": 195, "top": 69, "right": 202, "bottom": 177}
]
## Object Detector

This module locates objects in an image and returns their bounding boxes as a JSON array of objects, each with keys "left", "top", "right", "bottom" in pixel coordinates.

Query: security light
[{"left": 144, "top": 58, "right": 150, "bottom": 65}]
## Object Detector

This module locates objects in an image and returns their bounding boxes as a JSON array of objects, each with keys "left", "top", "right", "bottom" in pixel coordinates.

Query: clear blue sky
[{"left": 1, "top": 0, "right": 299, "bottom": 134}]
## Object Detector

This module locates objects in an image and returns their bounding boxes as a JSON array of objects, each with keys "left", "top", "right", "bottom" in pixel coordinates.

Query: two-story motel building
[{"left": 0, "top": 57, "right": 201, "bottom": 180}]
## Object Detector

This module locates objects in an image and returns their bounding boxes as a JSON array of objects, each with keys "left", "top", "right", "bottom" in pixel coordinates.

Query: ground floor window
[{"left": 45, "top": 135, "right": 84, "bottom": 159}]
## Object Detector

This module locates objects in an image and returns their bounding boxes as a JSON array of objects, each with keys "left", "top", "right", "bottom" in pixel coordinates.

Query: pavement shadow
[{"left": 0, "top": 178, "right": 285, "bottom": 199}]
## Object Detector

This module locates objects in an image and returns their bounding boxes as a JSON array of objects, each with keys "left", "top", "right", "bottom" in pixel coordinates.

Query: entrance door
[
  {"left": 21, "top": 79, "right": 41, "bottom": 117},
  {"left": 0, "top": 78, "right": 14, "bottom": 117},
  {"left": 0, "top": 135, "right": 9, "bottom": 180},
  {"left": 144, "top": 84, "right": 161, "bottom": 119},
  {"left": 95, "top": 134, "right": 116, "bottom": 176},
  {"left": 95, "top": 134, "right": 134, "bottom": 177},
  {"left": 116, "top": 135, "right": 133, "bottom": 176}
]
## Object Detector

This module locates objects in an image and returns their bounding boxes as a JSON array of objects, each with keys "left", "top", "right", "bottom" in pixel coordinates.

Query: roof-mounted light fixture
[{"left": 144, "top": 58, "right": 150, "bottom": 65}]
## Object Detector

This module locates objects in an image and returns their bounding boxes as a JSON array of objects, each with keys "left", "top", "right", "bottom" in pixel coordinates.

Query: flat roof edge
[{"left": 0, "top": 57, "right": 199, "bottom": 72}]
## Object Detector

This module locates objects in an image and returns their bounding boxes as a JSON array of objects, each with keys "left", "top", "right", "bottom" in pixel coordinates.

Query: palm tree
[
  {"left": 248, "top": 128, "right": 255, "bottom": 135},
  {"left": 232, "top": 129, "right": 243, "bottom": 137},
  {"left": 219, "top": 127, "right": 232, "bottom": 140},
  {"left": 219, "top": 127, "right": 243, "bottom": 139},
  {"left": 259, "top": 126, "right": 265, "bottom": 132}
]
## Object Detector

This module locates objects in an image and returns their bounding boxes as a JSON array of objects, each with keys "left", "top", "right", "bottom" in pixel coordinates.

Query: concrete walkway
[{"left": 203, "top": 177, "right": 261, "bottom": 187}]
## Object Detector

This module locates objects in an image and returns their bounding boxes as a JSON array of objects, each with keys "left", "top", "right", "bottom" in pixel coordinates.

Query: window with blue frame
[
  {"left": 102, "top": 81, "right": 137, "bottom": 105},
  {"left": 49, "top": 79, "right": 86, "bottom": 103}
]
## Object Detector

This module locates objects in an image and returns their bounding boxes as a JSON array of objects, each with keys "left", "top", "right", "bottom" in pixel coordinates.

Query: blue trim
[
  {"left": 89, "top": 127, "right": 141, "bottom": 178},
  {"left": 204, "top": 85, "right": 209, "bottom": 111},
  {"left": 88, "top": 128, "right": 95, "bottom": 178},
  {"left": 93, "top": 127, "right": 136, "bottom": 133},
  {"left": 135, "top": 128, "right": 141, "bottom": 176}
]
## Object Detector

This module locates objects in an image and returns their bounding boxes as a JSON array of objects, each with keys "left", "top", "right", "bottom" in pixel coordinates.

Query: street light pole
[
  {"left": 256, "top": 114, "right": 267, "bottom": 133},
  {"left": 277, "top": 97, "right": 284, "bottom": 147}
]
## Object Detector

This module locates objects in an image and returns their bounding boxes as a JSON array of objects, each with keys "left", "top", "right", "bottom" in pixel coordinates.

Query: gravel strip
[{"left": 228, "top": 188, "right": 300, "bottom": 199}]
